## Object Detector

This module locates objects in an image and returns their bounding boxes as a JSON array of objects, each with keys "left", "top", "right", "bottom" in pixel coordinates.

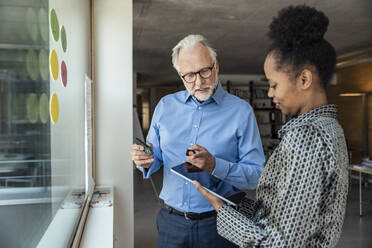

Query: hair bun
[{"left": 268, "top": 5, "right": 329, "bottom": 49}]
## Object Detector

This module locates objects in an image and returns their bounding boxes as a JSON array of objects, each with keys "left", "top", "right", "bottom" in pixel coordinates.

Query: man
[{"left": 131, "top": 34, "right": 265, "bottom": 248}]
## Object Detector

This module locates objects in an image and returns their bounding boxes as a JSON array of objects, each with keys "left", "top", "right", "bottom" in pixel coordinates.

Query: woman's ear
[{"left": 298, "top": 69, "right": 313, "bottom": 90}]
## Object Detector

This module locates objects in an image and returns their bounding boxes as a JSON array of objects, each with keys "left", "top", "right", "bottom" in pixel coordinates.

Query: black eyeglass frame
[{"left": 179, "top": 62, "right": 215, "bottom": 83}]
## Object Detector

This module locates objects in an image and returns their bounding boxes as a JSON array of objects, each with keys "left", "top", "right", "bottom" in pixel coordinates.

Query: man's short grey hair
[{"left": 172, "top": 34, "right": 217, "bottom": 72}]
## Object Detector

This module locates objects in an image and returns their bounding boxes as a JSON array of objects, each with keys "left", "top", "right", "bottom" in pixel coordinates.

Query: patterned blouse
[{"left": 217, "top": 105, "right": 349, "bottom": 247}]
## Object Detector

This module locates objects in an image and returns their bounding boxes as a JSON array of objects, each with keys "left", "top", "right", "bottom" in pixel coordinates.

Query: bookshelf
[{"left": 224, "top": 80, "right": 286, "bottom": 159}]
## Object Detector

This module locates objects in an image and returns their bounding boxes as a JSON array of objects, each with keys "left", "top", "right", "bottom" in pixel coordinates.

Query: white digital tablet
[{"left": 170, "top": 163, "right": 246, "bottom": 207}]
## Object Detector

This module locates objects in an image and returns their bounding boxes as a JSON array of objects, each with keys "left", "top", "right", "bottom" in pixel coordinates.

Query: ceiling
[{"left": 133, "top": 0, "right": 372, "bottom": 85}]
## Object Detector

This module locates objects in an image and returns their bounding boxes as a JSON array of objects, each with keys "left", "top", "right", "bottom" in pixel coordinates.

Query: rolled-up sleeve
[
  {"left": 137, "top": 102, "right": 163, "bottom": 178},
  {"left": 212, "top": 107, "right": 265, "bottom": 190}
]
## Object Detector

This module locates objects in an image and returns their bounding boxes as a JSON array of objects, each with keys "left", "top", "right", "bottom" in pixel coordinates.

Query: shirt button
[
  {"left": 185, "top": 182, "right": 188, "bottom": 185},
  {"left": 198, "top": 106, "right": 202, "bottom": 110},
  {"left": 194, "top": 124, "right": 198, "bottom": 128},
  {"left": 190, "top": 143, "right": 193, "bottom": 146},
  {"left": 184, "top": 202, "right": 188, "bottom": 205}
]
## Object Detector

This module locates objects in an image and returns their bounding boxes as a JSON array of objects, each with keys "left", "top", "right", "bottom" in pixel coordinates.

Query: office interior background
[{"left": 0, "top": 0, "right": 372, "bottom": 247}]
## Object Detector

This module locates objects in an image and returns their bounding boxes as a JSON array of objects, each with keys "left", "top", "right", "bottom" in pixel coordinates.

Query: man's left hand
[{"left": 186, "top": 144, "right": 216, "bottom": 173}]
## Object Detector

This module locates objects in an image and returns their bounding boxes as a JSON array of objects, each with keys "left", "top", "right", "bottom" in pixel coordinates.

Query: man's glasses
[{"left": 180, "top": 62, "right": 215, "bottom": 83}]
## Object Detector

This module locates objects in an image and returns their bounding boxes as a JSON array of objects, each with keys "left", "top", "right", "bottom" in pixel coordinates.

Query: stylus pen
[{"left": 135, "top": 138, "right": 153, "bottom": 155}]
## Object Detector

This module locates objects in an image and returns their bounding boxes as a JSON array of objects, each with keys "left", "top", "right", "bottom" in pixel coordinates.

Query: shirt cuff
[
  {"left": 217, "top": 205, "right": 265, "bottom": 247},
  {"left": 212, "top": 157, "right": 230, "bottom": 180},
  {"left": 138, "top": 159, "right": 161, "bottom": 179}
]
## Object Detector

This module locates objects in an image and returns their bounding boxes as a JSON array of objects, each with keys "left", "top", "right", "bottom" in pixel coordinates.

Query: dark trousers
[{"left": 156, "top": 207, "right": 238, "bottom": 248}]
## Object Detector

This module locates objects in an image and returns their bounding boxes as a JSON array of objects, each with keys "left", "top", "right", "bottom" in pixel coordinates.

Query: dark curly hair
[{"left": 267, "top": 5, "right": 336, "bottom": 88}]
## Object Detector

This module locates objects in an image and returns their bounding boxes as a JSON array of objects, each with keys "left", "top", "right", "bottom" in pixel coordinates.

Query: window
[{"left": 0, "top": 1, "right": 91, "bottom": 247}]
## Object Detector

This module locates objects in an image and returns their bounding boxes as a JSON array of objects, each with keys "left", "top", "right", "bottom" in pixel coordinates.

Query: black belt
[{"left": 164, "top": 204, "right": 216, "bottom": 220}]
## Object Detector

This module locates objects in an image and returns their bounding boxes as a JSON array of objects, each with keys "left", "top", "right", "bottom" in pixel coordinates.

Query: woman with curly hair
[{"left": 193, "top": 5, "right": 349, "bottom": 247}]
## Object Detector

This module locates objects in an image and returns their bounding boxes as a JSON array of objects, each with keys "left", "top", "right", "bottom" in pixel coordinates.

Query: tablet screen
[{"left": 170, "top": 163, "right": 245, "bottom": 207}]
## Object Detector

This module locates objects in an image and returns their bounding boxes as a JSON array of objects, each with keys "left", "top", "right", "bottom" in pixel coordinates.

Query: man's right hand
[{"left": 131, "top": 143, "right": 154, "bottom": 169}]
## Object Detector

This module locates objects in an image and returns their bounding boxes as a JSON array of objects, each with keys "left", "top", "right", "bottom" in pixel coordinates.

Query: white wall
[{"left": 94, "top": 1, "right": 133, "bottom": 247}]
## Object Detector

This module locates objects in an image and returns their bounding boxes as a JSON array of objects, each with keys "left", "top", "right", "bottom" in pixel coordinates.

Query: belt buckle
[{"left": 184, "top": 212, "right": 190, "bottom": 220}]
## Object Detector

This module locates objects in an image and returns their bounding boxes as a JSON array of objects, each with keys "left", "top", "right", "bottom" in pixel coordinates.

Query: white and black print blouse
[{"left": 217, "top": 105, "right": 349, "bottom": 247}]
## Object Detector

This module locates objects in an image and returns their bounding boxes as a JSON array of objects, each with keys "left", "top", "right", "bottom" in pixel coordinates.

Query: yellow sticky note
[
  {"left": 50, "top": 93, "right": 59, "bottom": 124},
  {"left": 50, "top": 50, "right": 59, "bottom": 81}
]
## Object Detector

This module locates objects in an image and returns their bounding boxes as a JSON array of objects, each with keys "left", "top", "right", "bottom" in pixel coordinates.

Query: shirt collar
[
  {"left": 182, "top": 81, "right": 225, "bottom": 105},
  {"left": 211, "top": 82, "right": 225, "bottom": 105},
  {"left": 278, "top": 104, "right": 338, "bottom": 138}
]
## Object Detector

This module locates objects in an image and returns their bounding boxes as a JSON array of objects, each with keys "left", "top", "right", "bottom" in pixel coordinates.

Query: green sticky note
[
  {"left": 26, "top": 93, "right": 39, "bottom": 123},
  {"left": 50, "top": 9, "right": 59, "bottom": 41},
  {"left": 38, "top": 8, "right": 48, "bottom": 43},
  {"left": 26, "top": 49, "right": 39, "bottom": 81},
  {"left": 39, "top": 49, "right": 48, "bottom": 81},
  {"left": 39, "top": 93, "right": 49, "bottom": 124},
  {"left": 26, "top": 8, "right": 39, "bottom": 42},
  {"left": 61, "top": 26, "right": 67, "bottom": 52}
]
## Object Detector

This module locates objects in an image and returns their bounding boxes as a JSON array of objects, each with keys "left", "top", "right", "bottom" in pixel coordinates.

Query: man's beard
[{"left": 191, "top": 78, "right": 218, "bottom": 102}]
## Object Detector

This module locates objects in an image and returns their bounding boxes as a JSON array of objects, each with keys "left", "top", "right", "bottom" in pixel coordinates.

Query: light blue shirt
[{"left": 140, "top": 83, "right": 265, "bottom": 213}]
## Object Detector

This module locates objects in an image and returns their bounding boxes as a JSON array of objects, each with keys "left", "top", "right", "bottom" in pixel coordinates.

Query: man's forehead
[
  {"left": 178, "top": 44, "right": 213, "bottom": 72},
  {"left": 179, "top": 43, "right": 210, "bottom": 57}
]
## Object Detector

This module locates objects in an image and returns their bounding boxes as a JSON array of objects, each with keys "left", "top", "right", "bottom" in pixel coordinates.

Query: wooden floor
[{"left": 134, "top": 168, "right": 372, "bottom": 248}]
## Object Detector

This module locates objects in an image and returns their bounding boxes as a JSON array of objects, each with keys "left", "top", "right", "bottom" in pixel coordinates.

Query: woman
[{"left": 193, "top": 5, "right": 348, "bottom": 247}]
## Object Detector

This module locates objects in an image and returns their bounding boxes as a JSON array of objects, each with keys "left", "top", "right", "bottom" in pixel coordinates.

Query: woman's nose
[{"left": 267, "top": 88, "right": 274, "bottom": 98}]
